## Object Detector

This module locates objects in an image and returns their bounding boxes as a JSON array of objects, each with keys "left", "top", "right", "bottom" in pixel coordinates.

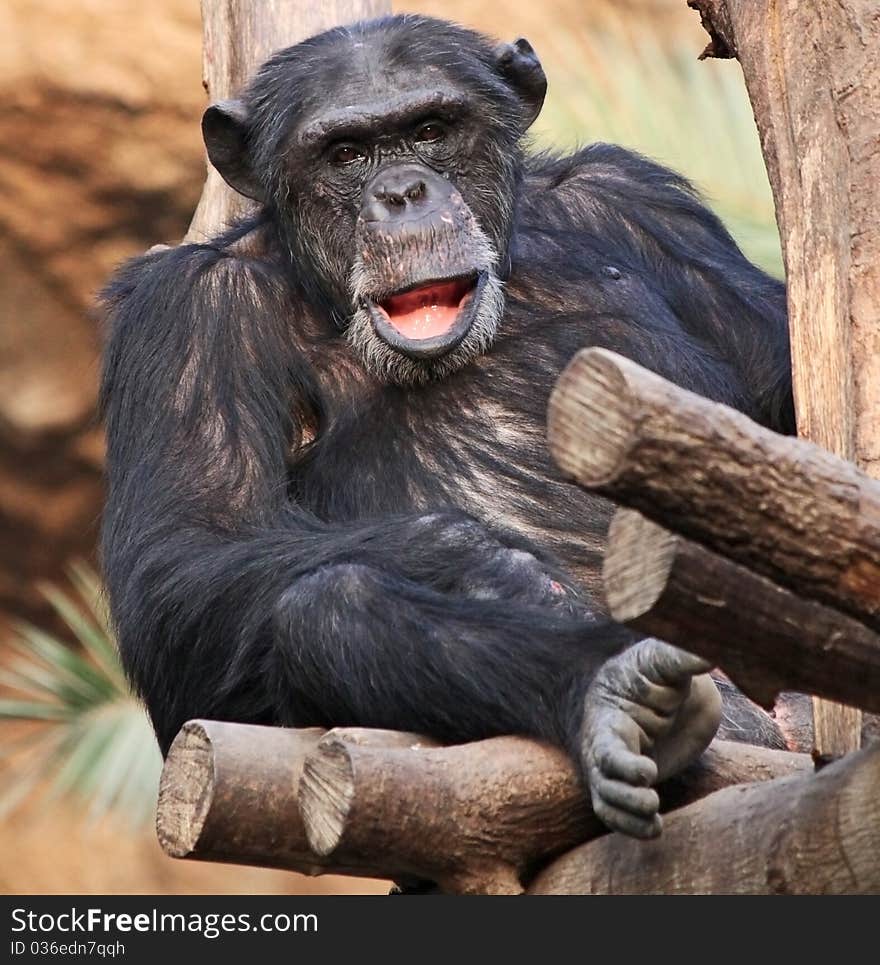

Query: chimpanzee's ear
[
  {"left": 202, "top": 99, "right": 266, "bottom": 202},
  {"left": 494, "top": 38, "right": 547, "bottom": 130}
]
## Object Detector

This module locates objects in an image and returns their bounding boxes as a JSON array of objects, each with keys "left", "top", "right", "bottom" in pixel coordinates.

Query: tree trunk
[
  {"left": 529, "top": 740, "right": 880, "bottom": 894},
  {"left": 187, "top": 0, "right": 390, "bottom": 241},
  {"left": 688, "top": 0, "right": 880, "bottom": 760}
]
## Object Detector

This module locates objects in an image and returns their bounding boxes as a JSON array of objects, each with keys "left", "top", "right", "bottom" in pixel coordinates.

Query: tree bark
[
  {"left": 157, "top": 721, "right": 808, "bottom": 891},
  {"left": 688, "top": 0, "right": 879, "bottom": 765},
  {"left": 687, "top": 2, "right": 880, "bottom": 475},
  {"left": 156, "top": 722, "right": 431, "bottom": 876},
  {"left": 604, "top": 509, "right": 880, "bottom": 716},
  {"left": 659, "top": 739, "right": 808, "bottom": 810},
  {"left": 547, "top": 348, "right": 880, "bottom": 634},
  {"left": 298, "top": 731, "right": 599, "bottom": 894},
  {"left": 156, "top": 720, "right": 328, "bottom": 873},
  {"left": 298, "top": 731, "right": 806, "bottom": 894},
  {"left": 187, "top": 0, "right": 390, "bottom": 241},
  {"left": 528, "top": 740, "right": 880, "bottom": 894}
]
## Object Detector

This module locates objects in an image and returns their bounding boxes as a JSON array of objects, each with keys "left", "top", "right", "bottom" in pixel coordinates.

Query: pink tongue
[{"left": 381, "top": 280, "right": 470, "bottom": 340}]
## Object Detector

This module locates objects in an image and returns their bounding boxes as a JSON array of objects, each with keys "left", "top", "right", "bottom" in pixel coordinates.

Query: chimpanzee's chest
[{"left": 288, "top": 343, "right": 613, "bottom": 594}]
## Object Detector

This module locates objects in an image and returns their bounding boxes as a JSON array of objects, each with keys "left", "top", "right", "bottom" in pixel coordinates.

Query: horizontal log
[
  {"left": 547, "top": 348, "right": 880, "bottom": 631},
  {"left": 157, "top": 721, "right": 809, "bottom": 891},
  {"left": 604, "top": 509, "right": 880, "bottom": 715},
  {"left": 298, "top": 730, "right": 808, "bottom": 894},
  {"left": 659, "top": 738, "right": 807, "bottom": 810},
  {"left": 299, "top": 731, "right": 598, "bottom": 894},
  {"left": 528, "top": 738, "right": 880, "bottom": 894},
  {"left": 156, "top": 722, "right": 436, "bottom": 876},
  {"left": 156, "top": 720, "right": 328, "bottom": 873}
]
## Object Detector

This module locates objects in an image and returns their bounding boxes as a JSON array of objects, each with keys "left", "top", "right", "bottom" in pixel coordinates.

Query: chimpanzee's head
[{"left": 202, "top": 15, "right": 546, "bottom": 385}]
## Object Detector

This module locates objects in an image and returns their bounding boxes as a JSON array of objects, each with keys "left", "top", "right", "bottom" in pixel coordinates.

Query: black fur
[{"left": 100, "top": 15, "right": 793, "bottom": 758}]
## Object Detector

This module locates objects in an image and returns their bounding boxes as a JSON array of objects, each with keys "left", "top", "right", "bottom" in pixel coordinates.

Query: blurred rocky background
[{"left": 0, "top": 0, "right": 779, "bottom": 894}]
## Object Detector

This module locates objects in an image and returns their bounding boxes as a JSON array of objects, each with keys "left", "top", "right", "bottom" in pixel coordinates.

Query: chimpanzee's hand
[
  {"left": 580, "top": 638, "right": 721, "bottom": 839},
  {"left": 413, "top": 513, "right": 582, "bottom": 609}
]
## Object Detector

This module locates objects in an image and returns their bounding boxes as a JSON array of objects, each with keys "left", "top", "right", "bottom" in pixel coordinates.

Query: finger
[
  {"left": 637, "top": 639, "right": 712, "bottom": 684},
  {"left": 621, "top": 675, "right": 686, "bottom": 718},
  {"left": 593, "top": 741, "right": 658, "bottom": 787},
  {"left": 591, "top": 796, "right": 663, "bottom": 840},
  {"left": 591, "top": 774, "right": 660, "bottom": 818}
]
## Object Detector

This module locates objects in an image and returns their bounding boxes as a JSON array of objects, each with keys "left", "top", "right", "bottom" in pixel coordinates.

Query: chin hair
[{"left": 345, "top": 272, "right": 505, "bottom": 386}]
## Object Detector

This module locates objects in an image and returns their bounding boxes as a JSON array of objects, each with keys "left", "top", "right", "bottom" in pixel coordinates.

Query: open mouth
[
  {"left": 378, "top": 276, "right": 476, "bottom": 340},
  {"left": 367, "top": 272, "right": 486, "bottom": 359}
]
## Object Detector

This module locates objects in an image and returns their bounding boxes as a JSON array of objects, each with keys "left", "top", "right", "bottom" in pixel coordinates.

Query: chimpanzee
[{"left": 100, "top": 15, "right": 796, "bottom": 839}]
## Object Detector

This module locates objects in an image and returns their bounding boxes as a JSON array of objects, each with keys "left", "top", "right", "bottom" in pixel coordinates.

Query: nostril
[
  {"left": 364, "top": 169, "right": 443, "bottom": 220},
  {"left": 375, "top": 185, "right": 407, "bottom": 207}
]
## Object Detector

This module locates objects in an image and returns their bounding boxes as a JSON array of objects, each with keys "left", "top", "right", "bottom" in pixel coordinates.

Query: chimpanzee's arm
[
  {"left": 533, "top": 144, "right": 794, "bottom": 432},
  {"left": 101, "top": 241, "right": 642, "bottom": 760}
]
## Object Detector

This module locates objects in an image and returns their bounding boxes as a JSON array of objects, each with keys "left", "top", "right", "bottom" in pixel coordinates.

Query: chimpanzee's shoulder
[
  {"left": 100, "top": 215, "right": 287, "bottom": 314},
  {"left": 523, "top": 143, "right": 699, "bottom": 198}
]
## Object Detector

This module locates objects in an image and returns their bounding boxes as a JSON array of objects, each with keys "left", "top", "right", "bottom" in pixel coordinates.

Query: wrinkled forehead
[
  {"left": 248, "top": 21, "right": 505, "bottom": 146},
  {"left": 305, "top": 42, "right": 486, "bottom": 115},
  {"left": 296, "top": 79, "right": 470, "bottom": 148}
]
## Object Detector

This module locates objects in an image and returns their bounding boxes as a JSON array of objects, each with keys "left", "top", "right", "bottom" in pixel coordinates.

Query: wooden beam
[
  {"left": 299, "top": 731, "right": 599, "bottom": 894},
  {"left": 529, "top": 740, "right": 880, "bottom": 894},
  {"left": 157, "top": 721, "right": 808, "bottom": 891},
  {"left": 604, "top": 509, "right": 880, "bottom": 716},
  {"left": 548, "top": 348, "right": 880, "bottom": 634},
  {"left": 156, "top": 720, "right": 327, "bottom": 872}
]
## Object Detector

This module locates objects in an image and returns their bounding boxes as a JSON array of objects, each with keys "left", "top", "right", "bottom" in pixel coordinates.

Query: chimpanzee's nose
[
  {"left": 361, "top": 164, "right": 453, "bottom": 224},
  {"left": 377, "top": 179, "right": 425, "bottom": 206}
]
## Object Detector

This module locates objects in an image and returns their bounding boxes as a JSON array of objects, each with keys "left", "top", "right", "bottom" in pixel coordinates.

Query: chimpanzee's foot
[{"left": 580, "top": 638, "right": 721, "bottom": 839}]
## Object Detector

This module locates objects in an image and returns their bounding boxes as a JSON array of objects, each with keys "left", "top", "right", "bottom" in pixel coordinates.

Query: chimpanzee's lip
[{"left": 366, "top": 272, "right": 486, "bottom": 360}]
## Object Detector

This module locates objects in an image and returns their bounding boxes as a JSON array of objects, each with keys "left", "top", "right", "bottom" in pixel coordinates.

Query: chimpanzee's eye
[
  {"left": 329, "top": 142, "right": 366, "bottom": 165},
  {"left": 414, "top": 120, "right": 446, "bottom": 143}
]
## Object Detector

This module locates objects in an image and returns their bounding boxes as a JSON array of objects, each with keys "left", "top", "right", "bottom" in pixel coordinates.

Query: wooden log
[
  {"left": 659, "top": 739, "right": 808, "bottom": 811},
  {"left": 604, "top": 509, "right": 880, "bottom": 716},
  {"left": 156, "top": 720, "right": 328, "bottom": 873},
  {"left": 186, "top": 0, "right": 390, "bottom": 241},
  {"left": 548, "top": 348, "right": 880, "bottom": 633},
  {"left": 299, "top": 732, "right": 594, "bottom": 894},
  {"left": 156, "top": 720, "right": 812, "bottom": 889},
  {"left": 156, "top": 722, "right": 435, "bottom": 876},
  {"left": 298, "top": 729, "right": 808, "bottom": 894},
  {"left": 528, "top": 739, "right": 880, "bottom": 894},
  {"left": 811, "top": 700, "right": 862, "bottom": 764},
  {"left": 689, "top": 0, "right": 879, "bottom": 768}
]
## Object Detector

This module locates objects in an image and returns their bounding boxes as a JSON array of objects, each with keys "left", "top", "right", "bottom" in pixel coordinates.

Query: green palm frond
[
  {"left": 530, "top": 16, "right": 783, "bottom": 277},
  {"left": 0, "top": 563, "right": 161, "bottom": 828}
]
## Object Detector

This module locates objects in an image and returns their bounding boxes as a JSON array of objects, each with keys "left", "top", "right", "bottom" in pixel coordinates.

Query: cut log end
[
  {"left": 299, "top": 738, "right": 356, "bottom": 857},
  {"left": 604, "top": 510, "right": 677, "bottom": 623},
  {"left": 547, "top": 348, "right": 636, "bottom": 486},
  {"left": 156, "top": 721, "right": 216, "bottom": 858}
]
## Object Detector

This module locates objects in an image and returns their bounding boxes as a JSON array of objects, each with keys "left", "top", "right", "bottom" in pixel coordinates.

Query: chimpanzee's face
[
  {"left": 288, "top": 72, "right": 513, "bottom": 386},
  {"left": 202, "top": 17, "right": 546, "bottom": 386}
]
